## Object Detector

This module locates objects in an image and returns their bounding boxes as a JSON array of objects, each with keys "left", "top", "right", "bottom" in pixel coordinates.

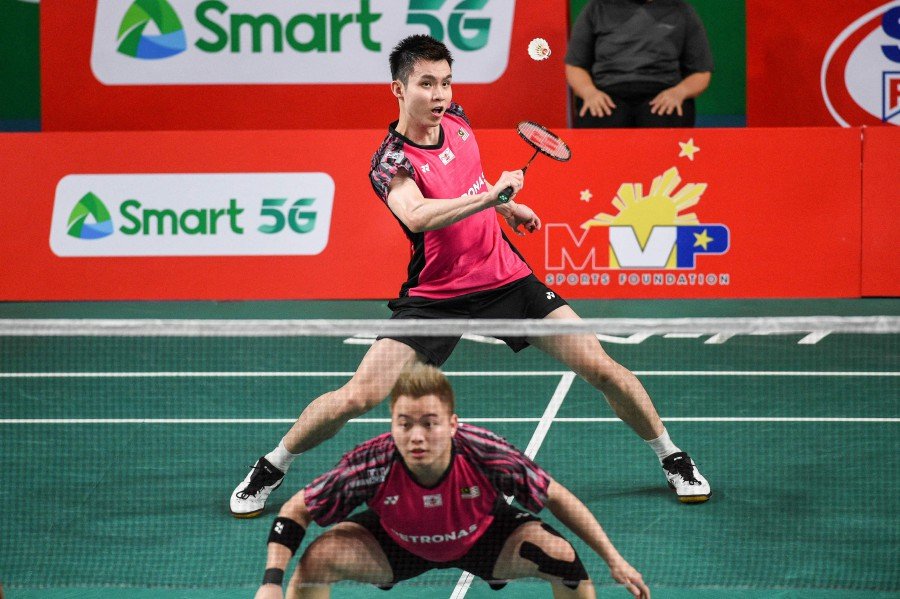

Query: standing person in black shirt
[{"left": 565, "top": 0, "right": 714, "bottom": 128}]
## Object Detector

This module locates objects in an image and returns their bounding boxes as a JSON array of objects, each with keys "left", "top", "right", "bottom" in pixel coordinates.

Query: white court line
[
  {"left": 1, "top": 370, "right": 898, "bottom": 378},
  {"left": 1, "top": 416, "right": 896, "bottom": 424},
  {"left": 450, "top": 372, "right": 576, "bottom": 599}
]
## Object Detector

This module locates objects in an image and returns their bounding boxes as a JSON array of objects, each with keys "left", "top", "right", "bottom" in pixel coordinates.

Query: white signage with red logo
[{"left": 822, "top": 2, "right": 900, "bottom": 125}]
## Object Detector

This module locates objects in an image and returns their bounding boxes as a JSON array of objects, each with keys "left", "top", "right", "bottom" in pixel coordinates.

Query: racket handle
[{"left": 497, "top": 164, "right": 529, "bottom": 204}]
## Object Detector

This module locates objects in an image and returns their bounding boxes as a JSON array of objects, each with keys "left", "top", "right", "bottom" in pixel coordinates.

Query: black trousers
[{"left": 573, "top": 93, "right": 696, "bottom": 128}]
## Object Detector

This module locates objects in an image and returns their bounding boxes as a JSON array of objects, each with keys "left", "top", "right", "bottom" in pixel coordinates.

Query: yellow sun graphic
[{"left": 580, "top": 167, "right": 707, "bottom": 268}]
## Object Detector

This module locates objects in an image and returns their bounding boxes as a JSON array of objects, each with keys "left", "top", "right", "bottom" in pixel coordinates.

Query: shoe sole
[
  {"left": 668, "top": 482, "right": 711, "bottom": 503},
  {"left": 231, "top": 508, "right": 264, "bottom": 519}
]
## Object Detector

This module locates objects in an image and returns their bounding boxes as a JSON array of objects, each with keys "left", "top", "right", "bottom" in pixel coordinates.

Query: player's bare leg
[
  {"left": 284, "top": 339, "right": 419, "bottom": 453},
  {"left": 529, "top": 305, "right": 710, "bottom": 503},
  {"left": 231, "top": 339, "right": 420, "bottom": 517},
  {"left": 529, "top": 305, "right": 662, "bottom": 440},
  {"left": 492, "top": 521, "right": 595, "bottom": 598},
  {"left": 283, "top": 523, "right": 393, "bottom": 599}
]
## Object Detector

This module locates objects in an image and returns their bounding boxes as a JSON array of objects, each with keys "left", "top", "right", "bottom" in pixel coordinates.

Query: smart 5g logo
[
  {"left": 92, "top": 0, "right": 515, "bottom": 84},
  {"left": 407, "top": 0, "right": 491, "bottom": 51},
  {"left": 258, "top": 198, "right": 318, "bottom": 235},
  {"left": 50, "top": 173, "right": 334, "bottom": 257}
]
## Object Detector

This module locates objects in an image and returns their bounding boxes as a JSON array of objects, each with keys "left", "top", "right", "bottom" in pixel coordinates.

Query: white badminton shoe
[
  {"left": 230, "top": 457, "right": 285, "bottom": 518},
  {"left": 662, "top": 452, "right": 710, "bottom": 503}
]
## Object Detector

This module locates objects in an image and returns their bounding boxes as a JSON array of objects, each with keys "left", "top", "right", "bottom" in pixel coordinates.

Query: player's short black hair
[{"left": 389, "top": 34, "right": 454, "bottom": 85}]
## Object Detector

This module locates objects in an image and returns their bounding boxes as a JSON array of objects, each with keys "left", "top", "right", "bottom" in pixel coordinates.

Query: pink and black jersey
[
  {"left": 369, "top": 103, "right": 532, "bottom": 300},
  {"left": 303, "top": 423, "right": 551, "bottom": 562}
]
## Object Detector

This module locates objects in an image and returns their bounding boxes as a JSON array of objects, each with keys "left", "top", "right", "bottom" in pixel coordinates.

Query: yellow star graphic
[
  {"left": 679, "top": 138, "right": 700, "bottom": 161},
  {"left": 579, "top": 189, "right": 593, "bottom": 202},
  {"left": 693, "top": 229, "right": 713, "bottom": 250}
]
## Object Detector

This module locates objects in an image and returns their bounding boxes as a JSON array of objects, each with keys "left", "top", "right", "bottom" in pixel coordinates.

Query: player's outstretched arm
[
  {"left": 386, "top": 170, "right": 523, "bottom": 232},
  {"left": 545, "top": 479, "right": 650, "bottom": 599},
  {"left": 254, "top": 491, "right": 314, "bottom": 599}
]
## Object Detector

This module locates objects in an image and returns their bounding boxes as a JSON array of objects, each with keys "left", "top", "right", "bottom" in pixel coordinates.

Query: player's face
[
  {"left": 394, "top": 59, "right": 452, "bottom": 129},
  {"left": 391, "top": 394, "right": 458, "bottom": 473}
]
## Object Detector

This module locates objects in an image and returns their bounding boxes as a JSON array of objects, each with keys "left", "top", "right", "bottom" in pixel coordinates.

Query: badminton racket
[{"left": 497, "top": 121, "right": 572, "bottom": 203}]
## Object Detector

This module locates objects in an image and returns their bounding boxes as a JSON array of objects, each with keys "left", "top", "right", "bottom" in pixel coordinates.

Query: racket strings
[{"left": 516, "top": 122, "right": 571, "bottom": 161}]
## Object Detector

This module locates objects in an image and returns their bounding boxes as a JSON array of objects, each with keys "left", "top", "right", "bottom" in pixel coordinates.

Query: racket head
[{"left": 516, "top": 121, "right": 572, "bottom": 162}]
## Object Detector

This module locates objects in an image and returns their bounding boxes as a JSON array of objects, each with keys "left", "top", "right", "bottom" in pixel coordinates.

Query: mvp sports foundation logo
[
  {"left": 544, "top": 153, "right": 730, "bottom": 289},
  {"left": 822, "top": 2, "right": 900, "bottom": 125},
  {"left": 91, "top": 0, "right": 514, "bottom": 84},
  {"left": 50, "top": 174, "right": 334, "bottom": 257}
]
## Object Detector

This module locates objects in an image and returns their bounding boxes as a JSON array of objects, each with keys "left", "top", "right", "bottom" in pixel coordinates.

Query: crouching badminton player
[{"left": 254, "top": 364, "right": 649, "bottom": 599}]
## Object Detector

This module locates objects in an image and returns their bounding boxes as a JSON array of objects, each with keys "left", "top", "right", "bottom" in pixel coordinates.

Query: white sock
[
  {"left": 264, "top": 439, "right": 299, "bottom": 473},
  {"left": 646, "top": 429, "right": 681, "bottom": 463}
]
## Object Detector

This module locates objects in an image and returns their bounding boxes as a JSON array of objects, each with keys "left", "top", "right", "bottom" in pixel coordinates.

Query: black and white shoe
[
  {"left": 230, "top": 457, "right": 285, "bottom": 518},
  {"left": 662, "top": 452, "right": 710, "bottom": 503}
]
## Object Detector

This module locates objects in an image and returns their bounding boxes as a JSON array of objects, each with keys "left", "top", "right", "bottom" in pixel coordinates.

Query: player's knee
[
  {"left": 580, "top": 358, "right": 627, "bottom": 391},
  {"left": 334, "top": 383, "right": 386, "bottom": 418},
  {"left": 519, "top": 524, "right": 588, "bottom": 590},
  {"left": 523, "top": 523, "right": 575, "bottom": 562},
  {"left": 298, "top": 537, "right": 342, "bottom": 583}
]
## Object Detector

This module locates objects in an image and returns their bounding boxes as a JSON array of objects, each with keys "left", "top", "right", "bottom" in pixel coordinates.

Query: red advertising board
[
  {"left": 41, "top": 1, "right": 568, "bottom": 131},
  {"left": 482, "top": 127, "right": 862, "bottom": 299},
  {"left": 747, "top": 0, "right": 900, "bottom": 127},
  {"left": 861, "top": 126, "right": 900, "bottom": 296},
  {"left": 0, "top": 127, "right": 865, "bottom": 301},
  {"left": 0, "top": 130, "right": 406, "bottom": 300}
]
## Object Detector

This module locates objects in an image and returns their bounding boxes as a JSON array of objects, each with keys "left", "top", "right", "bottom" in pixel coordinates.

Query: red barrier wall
[
  {"left": 0, "top": 127, "right": 873, "bottom": 301},
  {"left": 42, "top": 1, "right": 568, "bottom": 131},
  {"left": 862, "top": 126, "right": 900, "bottom": 296}
]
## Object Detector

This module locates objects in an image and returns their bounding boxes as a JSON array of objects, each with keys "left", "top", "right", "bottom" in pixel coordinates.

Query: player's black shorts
[
  {"left": 345, "top": 501, "right": 541, "bottom": 591},
  {"left": 380, "top": 274, "right": 568, "bottom": 365}
]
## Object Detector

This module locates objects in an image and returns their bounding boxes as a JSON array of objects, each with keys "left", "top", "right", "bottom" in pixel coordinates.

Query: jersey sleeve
[
  {"left": 303, "top": 433, "right": 395, "bottom": 526},
  {"left": 455, "top": 424, "right": 551, "bottom": 513},
  {"left": 445, "top": 102, "right": 471, "bottom": 126},
  {"left": 369, "top": 136, "right": 416, "bottom": 203}
]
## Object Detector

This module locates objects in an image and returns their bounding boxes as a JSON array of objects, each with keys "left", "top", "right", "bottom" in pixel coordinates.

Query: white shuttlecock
[{"left": 528, "top": 38, "right": 551, "bottom": 61}]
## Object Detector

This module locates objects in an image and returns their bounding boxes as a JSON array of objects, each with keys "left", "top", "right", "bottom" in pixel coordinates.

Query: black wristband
[
  {"left": 268, "top": 516, "right": 306, "bottom": 555},
  {"left": 262, "top": 568, "right": 284, "bottom": 586}
]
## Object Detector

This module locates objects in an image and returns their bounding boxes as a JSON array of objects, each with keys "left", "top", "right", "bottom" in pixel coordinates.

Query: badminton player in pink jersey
[
  {"left": 253, "top": 365, "right": 650, "bottom": 598},
  {"left": 231, "top": 34, "right": 709, "bottom": 518}
]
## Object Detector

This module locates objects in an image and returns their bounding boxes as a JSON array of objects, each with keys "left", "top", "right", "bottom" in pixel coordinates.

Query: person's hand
[
  {"left": 490, "top": 170, "right": 525, "bottom": 203},
  {"left": 579, "top": 88, "right": 617, "bottom": 118},
  {"left": 649, "top": 86, "right": 687, "bottom": 116},
  {"left": 254, "top": 583, "right": 284, "bottom": 599},
  {"left": 503, "top": 203, "right": 541, "bottom": 235},
  {"left": 609, "top": 559, "right": 650, "bottom": 598}
]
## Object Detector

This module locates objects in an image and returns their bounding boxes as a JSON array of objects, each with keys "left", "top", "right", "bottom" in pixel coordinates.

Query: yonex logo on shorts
[{"left": 384, "top": 495, "right": 399, "bottom": 505}]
